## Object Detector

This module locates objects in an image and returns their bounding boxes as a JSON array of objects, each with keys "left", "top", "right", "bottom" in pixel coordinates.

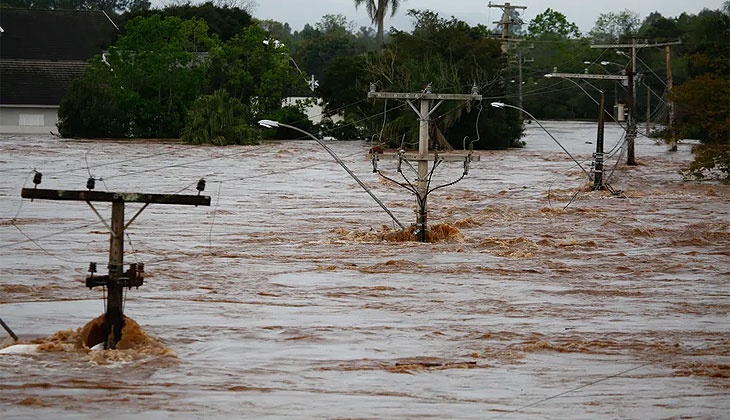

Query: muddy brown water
[{"left": 1, "top": 121, "right": 728, "bottom": 418}]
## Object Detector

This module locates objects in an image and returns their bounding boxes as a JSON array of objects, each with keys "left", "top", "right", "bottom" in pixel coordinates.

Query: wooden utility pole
[
  {"left": 488, "top": 1, "right": 526, "bottom": 53},
  {"left": 368, "top": 85, "right": 481, "bottom": 241},
  {"left": 595, "top": 92, "right": 606, "bottom": 190},
  {"left": 626, "top": 59, "right": 637, "bottom": 165},
  {"left": 21, "top": 187, "right": 210, "bottom": 348},
  {"left": 545, "top": 72, "right": 629, "bottom": 185},
  {"left": 646, "top": 84, "right": 652, "bottom": 136},
  {"left": 666, "top": 45, "right": 677, "bottom": 151},
  {"left": 591, "top": 40, "right": 682, "bottom": 158}
]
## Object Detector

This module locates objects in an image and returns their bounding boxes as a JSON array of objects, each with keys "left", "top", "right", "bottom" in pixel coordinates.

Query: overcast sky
[{"left": 222, "top": 0, "right": 726, "bottom": 33}]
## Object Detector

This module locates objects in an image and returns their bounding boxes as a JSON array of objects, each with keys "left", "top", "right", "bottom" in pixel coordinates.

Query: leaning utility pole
[
  {"left": 21, "top": 182, "right": 210, "bottom": 349},
  {"left": 488, "top": 1, "right": 526, "bottom": 53},
  {"left": 368, "top": 84, "right": 481, "bottom": 242},
  {"left": 591, "top": 40, "right": 682, "bottom": 158}
]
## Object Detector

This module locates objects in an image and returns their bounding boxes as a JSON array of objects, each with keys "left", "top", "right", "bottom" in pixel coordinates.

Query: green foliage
[
  {"left": 680, "top": 143, "right": 730, "bottom": 179},
  {"left": 589, "top": 9, "right": 641, "bottom": 42},
  {"left": 208, "top": 24, "right": 303, "bottom": 115},
  {"left": 58, "top": 14, "right": 302, "bottom": 140},
  {"left": 670, "top": 73, "right": 730, "bottom": 144},
  {"left": 0, "top": 0, "right": 131, "bottom": 12},
  {"left": 107, "top": 15, "right": 213, "bottom": 138},
  {"left": 121, "top": 1, "right": 252, "bottom": 41},
  {"left": 527, "top": 8, "right": 581, "bottom": 39},
  {"left": 355, "top": 10, "right": 521, "bottom": 150},
  {"left": 291, "top": 15, "right": 366, "bottom": 81},
  {"left": 57, "top": 61, "right": 126, "bottom": 138},
  {"left": 180, "top": 90, "right": 259, "bottom": 145}
]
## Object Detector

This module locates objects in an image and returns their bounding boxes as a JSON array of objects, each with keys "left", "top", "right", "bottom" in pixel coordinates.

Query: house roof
[
  {"left": 0, "top": 8, "right": 118, "bottom": 61},
  {"left": 0, "top": 59, "right": 87, "bottom": 105}
]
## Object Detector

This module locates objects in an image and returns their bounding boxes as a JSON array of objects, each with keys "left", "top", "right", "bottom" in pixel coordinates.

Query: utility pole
[
  {"left": 591, "top": 40, "right": 682, "bottom": 158},
  {"left": 646, "top": 84, "right": 652, "bottom": 136},
  {"left": 488, "top": 1, "right": 526, "bottom": 53},
  {"left": 514, "top": 49, "right": 533, "bottom": 109},
  {"left": 626, "top": 58, "right": 637, "bottom": 165},
  {"left": 545, "top": 72, "right": 629, "bottom": 187},
  {"left": 21, "top": 185, "right": 210, "bottom": 349},
  {"left": 666, "top": 45, "right": 677, "bottom": 151},
  {"left": 368, "top": 85, "right": 481, "bottom": 242},
  {"left": 595, "top": 92, "right": 606, "bottom": 190}
]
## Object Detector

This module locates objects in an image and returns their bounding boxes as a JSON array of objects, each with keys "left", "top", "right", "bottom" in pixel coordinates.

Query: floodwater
[{"left": 1, "top": 121, "right": 728, "bottom": 419}]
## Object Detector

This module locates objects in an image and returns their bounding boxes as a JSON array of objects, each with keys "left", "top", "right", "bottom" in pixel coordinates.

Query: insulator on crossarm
[
  {"left": 32, "top": 171, "right": 42, "bottom": 187},
  {"left": 196, "top": 179, "right": 206, "bottom": 195},
  {"left": 87, "top": 177, "right": 95, "bottom": 190},
  {"left": 89, "top": 262, "right": 97, "bottom": 273}
]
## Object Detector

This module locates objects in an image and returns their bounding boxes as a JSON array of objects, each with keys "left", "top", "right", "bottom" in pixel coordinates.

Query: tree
[
  {"left": 180, "top": 89, "right": 259, "bottom": 145},
  {"left": 589, "top": 9, "right": 640, "bottom": 42},
  {"left": 207, "top": 24, "right": 304, "bottom": 117},
  {"left": 291, "top": 15, "right": 364, "bottom": 81},
  {"left": 122, "top": 1, "right": 253, "bottom": 41},
  {"left": 353, "top": 0, "right": 405, "bottom": 48},
  {"left": 528, "top": 8, "right": 580, "bottom": 39},
  {"left": 354, "top": 10, "right": 522, "bottom": 150}
]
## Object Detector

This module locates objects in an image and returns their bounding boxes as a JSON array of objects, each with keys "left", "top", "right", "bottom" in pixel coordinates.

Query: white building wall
[
  {"left": 0, "top": 105, "right": 59, "bottom": 134},
  {"left": 283, "top": 97, "right": 343, "bottom": 125}
]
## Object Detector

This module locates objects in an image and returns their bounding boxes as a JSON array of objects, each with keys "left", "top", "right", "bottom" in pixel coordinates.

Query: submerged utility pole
[
  {"left": 626, "top": 58, "right": 637, "bottom": 165},
  {"left": 666, "top": 45, "right": 677, "bottom": 152},
  {"left": 21, "top": 185, "right": 210, "bottom": 349},
  {"left": 544, "top": 72, "right": 629, "bottom": 187},
  {"left": 368, "top": 84, "right": 481, "bottom": 242},
  {"left": 591, "top": 40, "right": 682, "bottom": 158},
  {"left": 595, "top": 92, "right": 606, "bottom": 190}
]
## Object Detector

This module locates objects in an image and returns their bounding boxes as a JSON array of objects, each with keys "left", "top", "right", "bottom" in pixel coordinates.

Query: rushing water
[{"left": 1, "top": 121, "right": 728, "bottom": 419}]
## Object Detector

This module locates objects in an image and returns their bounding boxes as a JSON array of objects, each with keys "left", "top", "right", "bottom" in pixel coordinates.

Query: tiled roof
[
  {"left": 0, "top": 59, "right": 87, "bottom": 105},
  {"left": 0, "top": 8, "right": 118, "bottom": 61}
]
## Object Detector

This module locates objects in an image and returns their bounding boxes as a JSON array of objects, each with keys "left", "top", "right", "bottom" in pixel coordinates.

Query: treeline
[{"left": 45, "top": 2, "right": 523, "bottom": 149}]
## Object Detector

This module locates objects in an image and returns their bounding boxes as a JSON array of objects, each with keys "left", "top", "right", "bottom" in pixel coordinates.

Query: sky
[{"left": 196, "top": 0, "right": 727, "bottom": 34}]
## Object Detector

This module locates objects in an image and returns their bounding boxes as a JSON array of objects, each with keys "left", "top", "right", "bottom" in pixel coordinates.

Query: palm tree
[{"left": 354, "top": 0, "right": 404, "bottom": 49}]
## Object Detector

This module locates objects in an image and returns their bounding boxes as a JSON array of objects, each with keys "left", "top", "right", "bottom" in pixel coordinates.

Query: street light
[
  {"left": 489, "top": 103, "right": 591, "bottom": 182},
  {"left": 257, "top": 120, "right": 405, "bottom": 230}
]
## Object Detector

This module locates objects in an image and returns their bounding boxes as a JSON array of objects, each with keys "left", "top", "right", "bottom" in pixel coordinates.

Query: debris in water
[
  {"left": 0, "top": 315, "right": 174, "bottom": 362},
  {"left": 331, "top": 223, "right": 463, "bottom": 243}
]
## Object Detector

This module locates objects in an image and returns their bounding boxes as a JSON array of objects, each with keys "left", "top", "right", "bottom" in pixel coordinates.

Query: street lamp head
[
  {"left": 544, "top": 73, "right": 554, "bottom": 78},
  {"left": 583, "top": 61, "right": 591, "bottom": 65},
  {"left": 616, "top": 50, "right": 628, "bottom": 57},
  {"left": 258, "top": 119, "right": 280, "bottom": 128},
  {"left": 600, "top": 61, "right": 609, "bottom": 65},
  {"left": 490, "top": 102, "right": 506, "bottom": 108}
]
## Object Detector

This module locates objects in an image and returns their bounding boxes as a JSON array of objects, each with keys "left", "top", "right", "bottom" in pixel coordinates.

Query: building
[{"left": 0, "top": 8, "right": 118, "bottom": 134}]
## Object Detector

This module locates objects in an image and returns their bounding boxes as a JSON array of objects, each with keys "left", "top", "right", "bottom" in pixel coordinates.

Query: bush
[
  {"left": 180, "top": 90, "right": 260, "bottom": 145},
  {"left": 680, "top": 143, "right": 730, "bottom": 180}
]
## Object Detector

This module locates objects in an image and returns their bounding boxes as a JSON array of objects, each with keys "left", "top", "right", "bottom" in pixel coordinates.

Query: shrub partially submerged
[{"left": 180, "top": 90, "right": 260, "bottom": 145}]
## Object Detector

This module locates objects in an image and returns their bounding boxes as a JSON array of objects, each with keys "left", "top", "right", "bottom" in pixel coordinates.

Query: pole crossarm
[
  {"left": 22, "top": 188, "right": 211, "bottom": 206},
  {"left": 368, "top": 92, "right": 482, "bottom": 101},
  {"left": 368, "top": 152, "right": 480, "bottom": 162},
  {"left": 548, "top": 72, "right": 628, "bottom": 81},
  {"left": 590, "top": 41, "right": 682, "bottom": 49}
]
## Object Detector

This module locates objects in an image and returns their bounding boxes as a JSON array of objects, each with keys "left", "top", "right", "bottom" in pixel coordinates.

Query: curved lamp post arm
[
  {"left": 258, "top": 120, "right": 406, "bottom": 230},
  {"left": 489, "top": 104, "right": 592, "bottom": 181}
]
